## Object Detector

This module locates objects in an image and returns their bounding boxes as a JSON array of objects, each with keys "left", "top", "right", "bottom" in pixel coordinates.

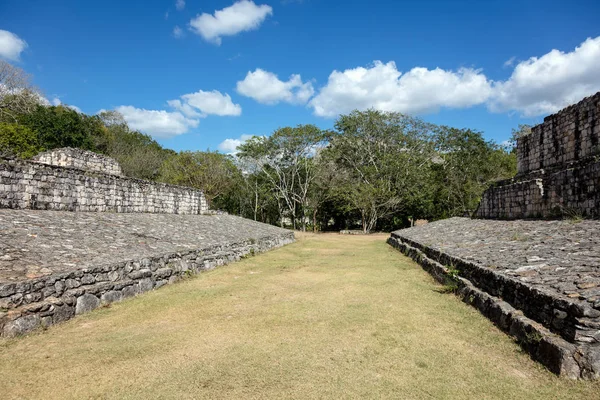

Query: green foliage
[
  {"left": 159, "top": 150, "right": 241, "bottom": 207},
  {"left": 238, "top": 125, "right": 327, "bottom": 230},
  {"left": 103, "top": 122, "right": 173, "bottom": 180},
  {"left": 18, "top": 105, "right": 104, "bottom": 151},
  {"left": 0, "top": 122, "right": 42, "bottom": 158},
  {"left": 429, "top": 127, "right": 516, "bottom": 219},
  {"left": 324, "top": 109, "right": 436, "bottom": 232}
]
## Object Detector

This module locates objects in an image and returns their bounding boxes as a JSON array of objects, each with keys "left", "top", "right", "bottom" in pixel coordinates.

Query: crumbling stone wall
[
  {"left": 32, "top": 147, "right": 123, "bottom": 176},
  {"left": 0, "top": 156, "right": 208, "bottom": 214},
  {"left": 0, "top": 233, "right": 294, "bottom": 337},
  {"left": 476, "top": 92, "right": 600, "bottom": 219},
  {"left": 517, "top": 92, "right": 600, "bottom": 175}
]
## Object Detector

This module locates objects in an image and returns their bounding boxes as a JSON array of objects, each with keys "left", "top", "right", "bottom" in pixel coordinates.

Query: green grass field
[{"left": 1, "top": 233, "right": 598, "bottom": 399}]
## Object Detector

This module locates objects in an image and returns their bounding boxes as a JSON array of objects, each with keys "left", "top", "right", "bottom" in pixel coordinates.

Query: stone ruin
[
  {"left": 389, "top": 91, "right": 600, "bottom": 379},
  {"left": 0, "top": 149, "right": 294, "bottom": 337},
  {"left": 32, "top": 147, "right": 123, "bottom": 176},
  {"left": 1, "top": 148, "right": 208, "bottom": 214},
  {"left": 476, "top": 92, "right": 600, "bottom": 219}
]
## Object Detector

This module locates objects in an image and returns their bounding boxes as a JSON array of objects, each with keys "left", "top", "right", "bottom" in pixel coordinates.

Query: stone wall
[
  {"left": 0, "top": 232, "right": 295, "bottom": 337},
  {"left": 32, "top": 147, "right": 123, "bottom": 176},
  {"left": 475, "top": 91, "right": 600, "bottom": 219},
  {"left": 475, "top": 160, "right": 600, "bottom": 219},
  {"left": 0, "top": 156, "right": 208, "bottom": 214},
  {"left": 517, "top": 92, "right": 600, "bottom": 175}
]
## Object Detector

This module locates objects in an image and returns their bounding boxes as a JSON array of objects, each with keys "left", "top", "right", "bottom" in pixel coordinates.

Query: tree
[
  {"left": 159, "top": 151, "right": 240, "bottom": 207},
  {"left": 238, "top": 125, "right": 326, "bottom": 231},
  {"left": 429, "top": 127, "right": 516, "bottom": 219},
  {"left": 0, "top": 60, "right": 43, "bottom": 123},
  {"left": 326, "top": 109, "right": 435, "bottom": 233},
  {"left": 18, "top": 105, "right": 104, "bottom": 151},
  {"left": 0, "top": 122, "right": 41, "bottom": 158},
  {"left": 95, "top": 110, "right": 174, "bottom": 180}
]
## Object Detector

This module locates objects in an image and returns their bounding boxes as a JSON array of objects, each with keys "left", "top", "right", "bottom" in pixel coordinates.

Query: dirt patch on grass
[{"left": 1, "top": 233, "right": 598, "bottom": 399}]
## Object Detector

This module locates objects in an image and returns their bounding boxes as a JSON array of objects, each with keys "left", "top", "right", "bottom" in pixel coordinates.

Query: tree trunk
[
  {"left": 313, "top": 208, "right": 318, "bottom": 233},
  {"left": 253, "top": 186, "right": 258, "bottom": 221}
]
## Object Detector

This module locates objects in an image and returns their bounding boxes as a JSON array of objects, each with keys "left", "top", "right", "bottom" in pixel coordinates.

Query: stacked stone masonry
[
  {"left": 32, "top": 147, "right": 123, "bottom": 176},
  {"left": 388, "top": 218, "right": 600, "bottom": 379},
  {"left": 475, "top": 92, "right": 600, "bottom": 219},
  {"left": 0, "top": 211, "right": 294, "bottom": 337},
  {"left": 0, "top": 154, "right": 208, "bottom": 214}
]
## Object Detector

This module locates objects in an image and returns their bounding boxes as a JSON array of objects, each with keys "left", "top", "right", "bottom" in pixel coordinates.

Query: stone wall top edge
[
  {"left": 0, "top": 231, "right": 295, "bottom": 288},
  {"left": 516, "top": 91, "right": 600, "bottom": 148},
  {"left": 389, "top": 231, "right": 588, "bottom": 313},
  {"left": 0, "top": 155, "right": 205, "bottom": 194}
]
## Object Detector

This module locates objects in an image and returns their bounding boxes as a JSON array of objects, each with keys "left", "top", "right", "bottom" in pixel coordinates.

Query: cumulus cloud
[
  {"left": 177, "top": 90, "right": 242, "bottom": 116},
  {"left": 236, "top": 69, "right": 314, "bottom": 104},
  {"left": 0, "top": 30, "right": 28, "bottom": 61},
  {"left": 113, "top": 90, "right": 240, "bottom": 138},
  {"left": 302, "top": 36, "right": 600, "bottom": 118},
  {"left": 115, "top": 105, "right": 199, "bottom": 138},
  {"left": 489, "top": 36, "right": 600, "bottom": 117},
  {"left": 175, "top": 0, "right": 185, "bottom": 11},
  {"left": 218, "top": 134, "right": 255, "bottom": 154},
  {"left": 309, "top": 61, "right": 492, "bottom": 117},
  {"left": 189, "top": 0, "right": 273, "bottom": 45},
  {"left": 166, "top": 99, "right": 202, "bottom": 118}
]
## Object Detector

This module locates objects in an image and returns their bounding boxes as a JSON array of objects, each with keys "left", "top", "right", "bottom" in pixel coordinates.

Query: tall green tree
[
  {"left": 430, "top": 126, "right": 516, "bottom": 219},
  {"left": 159, "top": 150, "right": 241, "bottom": 208},
  {"left": 326, "top": 109, "right": 435, "bottom": 233},
  {"left": 238, "top": 125, "right": 326, "bottom": 231}
]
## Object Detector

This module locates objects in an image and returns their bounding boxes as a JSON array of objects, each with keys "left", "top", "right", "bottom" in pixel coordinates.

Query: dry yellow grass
[{"left": 1, "top": 233, "right": 599, "bottom": 399}]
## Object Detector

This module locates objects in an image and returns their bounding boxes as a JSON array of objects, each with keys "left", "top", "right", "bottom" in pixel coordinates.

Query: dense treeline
[{"left": 0, "top": 60, "right": 516, "bottom": 232}]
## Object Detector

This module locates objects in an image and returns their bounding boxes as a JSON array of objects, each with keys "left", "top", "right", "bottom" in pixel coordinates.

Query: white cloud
[
  {"left": 178, "top": 90, "right": 242, "bottom": 116},
  {"left": 0, "top": 30, "right": 28, "bottom": 61},
  {"left": 503, "top": 56, "right": 516, "bottom": 68},
  {"left": 115, "top": 105, "right": 199, "bottom": 138},
  {"left": 309, "top": 61, "right": 492, "bottom": 117},
  {"left": 189, "top": 0, "right": 273, "bottom": 45},
  {"left": 175, "top": 0, "right": 185, "bottom": 11},
  {"left": 166, "top": 99, "right": 202, "bottom": 118},
  {"left": 218, "top": 134, "right": 255, "bottom": 154},
  {"left": 173, "top": 26, "right": 183, "bottom": 38},
  {"left": 236, "top": 69, "right": 314, "bottom": 104},
  {"left": 489, "top": 36, "right": 600, "bottom": 117}
]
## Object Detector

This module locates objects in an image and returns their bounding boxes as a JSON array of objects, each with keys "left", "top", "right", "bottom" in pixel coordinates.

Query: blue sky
[{"left": 1, "top": 0, "right": 599, "bottom": 153}]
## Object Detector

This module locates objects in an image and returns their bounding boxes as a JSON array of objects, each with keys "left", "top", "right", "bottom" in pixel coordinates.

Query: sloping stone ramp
[
  {"left": 0, "top": 210, "right": 294, "bottom": 337},
  {"left": 389, "top": 217, "right": 600, "bottom": 379}
]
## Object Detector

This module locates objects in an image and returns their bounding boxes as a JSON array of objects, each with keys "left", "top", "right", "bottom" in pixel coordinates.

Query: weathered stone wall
[
  {"left": 0, "top": 156, "right": 208, "bottom": 214},
  {"left": 388, "top": 218, "right": 600, "bottom": 379},
  {"left": 0, "top": 232, "right": 295, "bottom": 337},
  {"left": 517, "top": 92, "right": 600, "bottom": 175},
  {"left": 32, "top": 147, "right": 123, "bottom": 176},
  {"left": 476, "top": 91, "right": 600, "bottom": 219},
  {"left": 476, "top": 160, "right": 600, "bottom": 219}
]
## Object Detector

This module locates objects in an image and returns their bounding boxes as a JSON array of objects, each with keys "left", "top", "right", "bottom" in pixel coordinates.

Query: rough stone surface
[
  {"left": 32, "top": 147, "right": 123, "bottom": 176},
  {"left": 0, "top": 155, "right": 207, "bottom": 214},
  {"left": 0, "top": 210, "right": 294, "bottom": 337},
  {"left": 388, "top": 217, "right": 600, "bottom": 379},
  {"left": 475, "top": 92, "right": 600, "bottom": 219}
]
